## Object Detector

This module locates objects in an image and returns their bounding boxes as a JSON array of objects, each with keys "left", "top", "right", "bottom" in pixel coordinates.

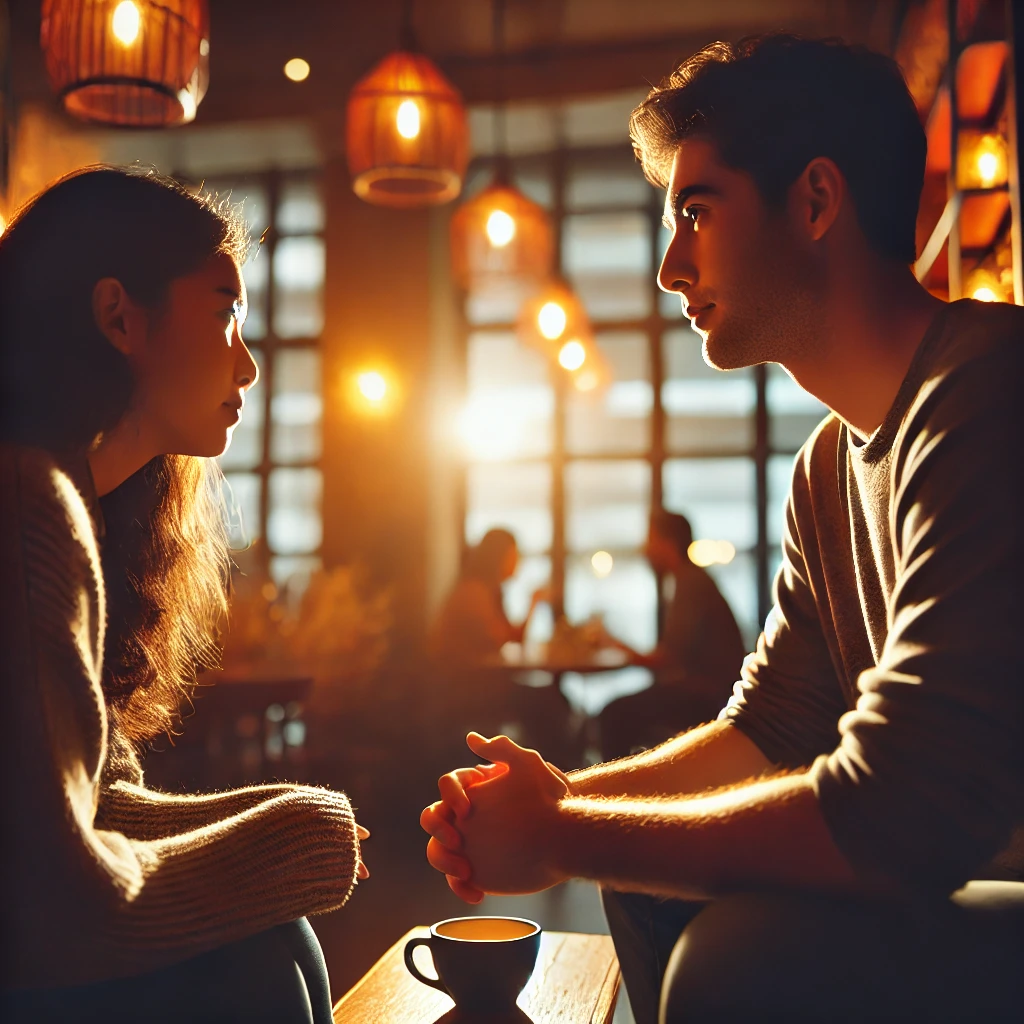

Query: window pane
[
  {"left": 663, "top": 328, "right": 755, "bottom": 453},
  {"left": 565, "top": 552, "right": 656, "bottom": 651},
  {"left": 565, "top": 460, "right": 651, "bottom": 552},
  {"left": 466, "top": 278, "right": 534, "bottom": 326},
  {"left": 273, "top": 236, "right": 325, "bottom": 338},
  {"left": 767, "top": 364, "right": 828, "bottom": 451},
  {"left": 270, "top": 554, "right": 323, "bottom": 602},
  {"left": 767, "top": 452, "right": 798, "bottom": 548},
  {"left": 276, "top": 178, "right": 324, "bottom": 234},
  {"left": 268, "top": 467, "right": 322, "bottom": 554},
  {"left": 566, "top": 155, "right": 652, "bottom": 209},
  {"left": 241, "top": 251, "right": 269, "bottom": 341},
  {"left": 466, "top": 463, "right": 551, "bottom": 555},
  {"left": 662, "top": 458, "right": 756, "bottom": 550},
  {"left": 566, "top": 332, "right": 651, "bottom": 454},
  {"left": 657, "top": 224, "right": 685, "bottom": 321},
  {"left": 706, "top": 552, "right": 758, "bottom": 650},
  {"left": 503, "top": 554, "right": 553, "bottom": 644},
  {"left": 270, "top": 347, "right": 322, "bottom": 464},
  {"left": 512, "top": 161, "right": 554, "bottom": 209},
  {"left": 219, "top": 347, "right": 264, "bottom": 470},
  {"left": 222, "top": 471, "right": 261, "bottom": 549},
  {"left": 563, "top": 212, "right": 651, "bottom": 320},
  {"left": 462, "top": 332, "right": 553, "bottom": 460}
]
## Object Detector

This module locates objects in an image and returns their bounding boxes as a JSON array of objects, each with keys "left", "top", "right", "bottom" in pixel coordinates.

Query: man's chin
[{"left": 701, "top": 327, "right": 765, "bottom": 372}]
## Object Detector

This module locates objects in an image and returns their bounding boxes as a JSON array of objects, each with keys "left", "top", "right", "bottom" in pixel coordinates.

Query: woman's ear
[
  {"left": 92, "top": 277, "right": 143, "bottom": 357},
  {"left": 791, "top": 156, "right": 845, "bottom": 243}
]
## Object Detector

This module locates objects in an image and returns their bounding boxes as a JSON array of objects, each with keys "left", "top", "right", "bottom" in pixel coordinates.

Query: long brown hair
[{"left": 0, "top": 166, "right": 249, "bottom": 741}]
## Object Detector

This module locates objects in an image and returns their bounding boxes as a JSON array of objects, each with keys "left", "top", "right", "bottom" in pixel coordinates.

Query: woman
[
  {"left": 429, "top": 528, "right": 546, "bottom": 662},
  {"left": 0, "top": 167, "right": 366, "bottom": 1022}
]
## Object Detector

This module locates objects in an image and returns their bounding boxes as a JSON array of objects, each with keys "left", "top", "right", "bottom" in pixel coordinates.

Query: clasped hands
[{"left": 419, "top": 732, "right": 572, "bottom": 903}]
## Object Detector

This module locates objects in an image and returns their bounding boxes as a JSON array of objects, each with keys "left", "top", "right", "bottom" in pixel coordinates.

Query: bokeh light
[
  {"left": 396, "top": 99, "right": 421, "bottom": 140},
  {"left": 537, "top": 301, "right": 567, "bottom": 340},
  {"left": 591, "top": 550, "right": 614, "bottom": 578},
  {"left": 112, "top": 1, "right": 141, "bottom": 47},
  {"left": 485, "top": 209, "right": 516, "bottom": 247},
  {"left": 284, "top": 58, "right": 311, "bottom": 82},
  {"left": 357, "top": 371, "right": 388, "bottom": 403},
  {"left": 558, "top": 340, "right": 586, "bottom": 371},
  {"left": 688, "top": 538, "right": 736, "bottom": 567}
]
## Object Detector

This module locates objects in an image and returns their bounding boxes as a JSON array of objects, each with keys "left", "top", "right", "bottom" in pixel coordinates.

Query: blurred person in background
[
  {"left": 1, "top": 167, "right": 367, "bottom": 1024},
  {"left": 599, "top": 510, "right": 745, "bottom": 760}
]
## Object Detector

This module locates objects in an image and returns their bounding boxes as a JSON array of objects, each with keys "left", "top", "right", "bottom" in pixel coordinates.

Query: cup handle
[{"left": 404, "top": 937, "right": 450, "bottom": 996}]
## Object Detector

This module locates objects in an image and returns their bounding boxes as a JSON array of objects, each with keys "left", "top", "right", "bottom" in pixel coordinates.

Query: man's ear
[
  {"left": 92, "top": 277, "right": 143, "bottom": 357},
  {"left": 791, "top": 156, "right": 845, "bottom": 243}
]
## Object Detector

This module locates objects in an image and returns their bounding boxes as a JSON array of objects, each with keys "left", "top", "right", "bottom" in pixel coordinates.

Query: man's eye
[{"left": 682, "top": 206, "right": 704, "bottom": 225}]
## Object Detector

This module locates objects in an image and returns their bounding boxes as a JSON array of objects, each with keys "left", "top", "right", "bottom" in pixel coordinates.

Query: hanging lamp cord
[{"left": 399, "top": 0, "right": 417, "bottom": 51}]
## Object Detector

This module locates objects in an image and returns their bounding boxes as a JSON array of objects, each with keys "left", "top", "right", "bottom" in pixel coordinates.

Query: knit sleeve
[
  {"left": 97, "top": 778, "right": 341, "bottom": 841},
  {"left": 0, "top": 448, "right": 360, "bottom": 990},
  {"left": 811, "top": 333, "right": 1024, "bottom": 896},
  {"left": 723, "top": 430, "right": 850, "bottom": 766}
]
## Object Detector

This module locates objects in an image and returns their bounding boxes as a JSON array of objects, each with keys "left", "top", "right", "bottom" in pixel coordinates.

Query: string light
[
  {"left": 558, "top": 340, "right": 586, "bottom": 371},
  {"left": 538, "top": 301, "right": 567, "bottom": 340}
]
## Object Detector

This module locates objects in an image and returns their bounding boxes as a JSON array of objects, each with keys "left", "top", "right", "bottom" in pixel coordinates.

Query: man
[
  {"left": 421, "top": 34, "right": 1023, "bottom": 1022},
  {"left": 599, "top": 510, "right": 745, "bottom": 760}
]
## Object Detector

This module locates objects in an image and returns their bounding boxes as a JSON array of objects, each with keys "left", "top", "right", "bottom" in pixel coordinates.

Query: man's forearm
[
  {"left": 567, "top": 720, "right": 773, "bottom": 799},
  {"left": 549, "top": 772, "right": 861, "bottom": 900}
]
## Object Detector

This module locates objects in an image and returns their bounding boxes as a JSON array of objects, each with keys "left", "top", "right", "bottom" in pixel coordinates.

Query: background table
[{"left": 332, "top": 927, "right": 621, "bottom": 1024}]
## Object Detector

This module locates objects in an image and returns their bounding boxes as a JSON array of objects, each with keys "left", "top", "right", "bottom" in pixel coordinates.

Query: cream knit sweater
[{"left": 0, "top": 444, "right": 360, "bottom": 991}]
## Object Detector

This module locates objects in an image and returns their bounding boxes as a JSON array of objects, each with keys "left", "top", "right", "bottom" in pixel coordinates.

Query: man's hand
[
  {"left": 356, "top": 823, "right": 370, "bottom": 880},
  {"left": 422, "top": 732, "right": 570, "bottom": 898}
]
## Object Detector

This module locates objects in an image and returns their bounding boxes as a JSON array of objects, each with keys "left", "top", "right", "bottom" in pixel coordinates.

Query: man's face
[
  {"left": 658, "top": 138, "right": 823, "bottom": 370},
  {"left": 644, "top": 526, "right": 675, "bottom": 574}
]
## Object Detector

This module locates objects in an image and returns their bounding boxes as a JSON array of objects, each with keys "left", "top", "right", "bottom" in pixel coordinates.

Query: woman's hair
[
  {"left": 0, "top": 166, "right": 249, "bottom": 742},
  {"left": 463, "top": 528, "right": 517, "bottom": 585},
  {"left": 629, "top": 34, "right": 926, "bottom": 263}
]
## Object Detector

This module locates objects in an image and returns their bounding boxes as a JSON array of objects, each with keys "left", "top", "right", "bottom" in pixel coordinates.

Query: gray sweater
[{"left": 725, "top": 299, "right": 1024, "bottom": 896}]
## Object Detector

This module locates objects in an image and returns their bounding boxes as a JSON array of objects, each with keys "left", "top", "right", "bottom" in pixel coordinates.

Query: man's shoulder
[{"left": 928, "top": 298, "right": 1024, "bottom": 381}]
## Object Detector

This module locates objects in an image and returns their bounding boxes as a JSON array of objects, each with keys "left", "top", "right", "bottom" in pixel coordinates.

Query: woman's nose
[{"left": 236, "top": 332, "right": 259, "bottom": 390}]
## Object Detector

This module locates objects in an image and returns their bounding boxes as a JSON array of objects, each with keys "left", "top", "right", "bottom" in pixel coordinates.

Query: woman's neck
[{"left": 88, "top": 415, "right": 161, "bottom": 496}]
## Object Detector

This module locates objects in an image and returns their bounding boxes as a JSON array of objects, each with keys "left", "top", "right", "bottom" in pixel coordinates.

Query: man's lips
[{"left": 684, "top": 302, "right": 714, "bottom": 321}]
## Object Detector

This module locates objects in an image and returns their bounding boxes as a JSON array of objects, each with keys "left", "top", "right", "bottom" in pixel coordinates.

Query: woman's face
[{"left": 126, "top": 252, "right": 258, "bottom": 458}]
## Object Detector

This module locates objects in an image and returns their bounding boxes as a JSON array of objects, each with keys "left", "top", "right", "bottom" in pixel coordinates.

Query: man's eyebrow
[
  {"left": 662, "top": 184, "right": 722, "bottom": 227},
  {"left": 215, "top": 286, "right": 244, "bottom": 303}
]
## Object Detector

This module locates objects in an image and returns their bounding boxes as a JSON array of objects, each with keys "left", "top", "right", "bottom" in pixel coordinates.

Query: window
[
  {"left": 460, "top": 141, "right": 829, "bottom": 663},
  {"left": 209, "top": 171, "right": 326, "bottom": 595}
]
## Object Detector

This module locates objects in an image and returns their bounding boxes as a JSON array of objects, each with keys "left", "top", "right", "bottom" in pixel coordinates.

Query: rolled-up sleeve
[{"left": 811, "top": 340, "right": 1024, "bottom": 896}]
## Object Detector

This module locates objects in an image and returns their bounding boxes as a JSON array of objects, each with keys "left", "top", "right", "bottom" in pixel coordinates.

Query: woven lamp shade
[
  {"left": 346, "top": 50, "right": 468, "bottom": 208},
  {"left": 41, "top": 0, "right": 209, "bottom": 127},
  {"left": 450, "top": 178, "right": 554, "bottom": 290}
]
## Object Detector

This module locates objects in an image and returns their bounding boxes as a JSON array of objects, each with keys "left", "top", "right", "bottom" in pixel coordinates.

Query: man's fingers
[
  {"left": 357, "top": 860, "right": 370, "bottom": 880},
  {"left": 436, "top": 770, "right": 474, "bottom": 818},
  {"left": 426, "top": 837, "right": 472, "bottom": 880},
  {"left": 446, "top": 874, "right": 484, "bottom": 904},
  {"left": 356, "top": 825, "right": 370, "bottom": 840},
  {"left": 420, "top": 801, "right": 463, "bottom": 850},
  {"left": 466, "top": 731, "right": 541, "bottom": 769},
  {"left": 546, "top": 761, "right": 571, "bottom": 787}
]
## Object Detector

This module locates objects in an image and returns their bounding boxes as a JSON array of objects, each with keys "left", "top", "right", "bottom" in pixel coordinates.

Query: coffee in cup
[{"left": 404, "top": 916, "right": 541, "bottom": 1011}]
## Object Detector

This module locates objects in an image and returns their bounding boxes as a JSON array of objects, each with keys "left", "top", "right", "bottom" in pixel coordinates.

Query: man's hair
[
  {"left": 629, "top": 34, "right": 926, "bottom": 263},
  {"left": 651, "top": 510, "right": 693, "bottom": 557}
]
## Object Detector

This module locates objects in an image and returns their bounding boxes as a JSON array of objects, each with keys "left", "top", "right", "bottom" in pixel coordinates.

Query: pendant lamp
[
  {"left": 40, "top": 0, "right": 209, "bottom": 127},
  {"left": 450, "top": 0, "right": 553, "bottom": 290},
  {"left": 518, "top": 279, "right": 608, "bottom": 392},
  {"left": 346, "top": 2, "right": 468, "bottom": 208}
]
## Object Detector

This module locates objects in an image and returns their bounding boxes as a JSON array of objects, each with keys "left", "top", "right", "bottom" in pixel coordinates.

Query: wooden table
[{"left": 333, "top": 927, "right": 621, "bottom": 1024}]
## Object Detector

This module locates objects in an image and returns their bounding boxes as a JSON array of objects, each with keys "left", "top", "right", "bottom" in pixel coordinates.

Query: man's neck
[{"left": 782, "top": 265, "right": 945, "bottom": 441}]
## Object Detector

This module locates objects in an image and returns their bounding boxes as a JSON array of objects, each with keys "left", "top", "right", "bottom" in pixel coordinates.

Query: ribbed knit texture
[{"left": 0, "top": 445, "right": 360, "bottom": 991}]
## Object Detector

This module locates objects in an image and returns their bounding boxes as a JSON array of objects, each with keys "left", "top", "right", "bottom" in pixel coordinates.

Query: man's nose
[{"left": 658, "top": 233, "right": 696, "bottom": 295}]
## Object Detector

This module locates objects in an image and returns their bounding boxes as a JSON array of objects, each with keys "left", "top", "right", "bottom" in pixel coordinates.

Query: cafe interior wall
[{"left": 3, "top": 0, "right": 905, "bottom": 663}]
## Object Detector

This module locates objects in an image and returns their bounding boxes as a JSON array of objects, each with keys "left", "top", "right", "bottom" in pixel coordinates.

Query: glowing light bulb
[
  {"left": 357, "top": 371, "right": 387, "bottom": 403},
  {"left": 486, "top": 209, "right": 516, "bottom": 247},
  {"left": 972, "top": 286, "right": 998, "bottom": 302},
  {"left": 591, "top": 550, "right": 614, "bottom": 578},
  {"left": 284, "top": 58, "right": 310, "bottom": 82},
  {"left": 558, "top": 340, "right": 586, "bottom": 371},
  {"left": 977, "top": 151, "right": 998, "bottom": 187},
  {"left": 688, "top": 538, "right": 736, "bottom": 567},
  {"left": 396, "top": 100, "right": 421, "bottom": 140},
  {"left": 111, "top": 1, "right": 141, "bottom": 46},
  {"left": 537, "top": 301, "right": 567, "bottom": 340}
]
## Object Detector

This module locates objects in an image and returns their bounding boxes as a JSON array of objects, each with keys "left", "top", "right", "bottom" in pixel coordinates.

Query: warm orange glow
[
  {"left": 538, "top": 301, "right": 567, "bottom": 340},
  {"left": 485, "top": 209, "right": 516, "bottom": 247},
  {"left": 0, "top": 212, "right": 6, "bottom": 238},
  {"left": 591, "top": 550, "right": 614, "bottom": 577},
  {"left": 396, "top": 99, "right": 421, "bottom": 139},
  {"left": 111, "top": 1, "right": 141, "bottom": 46},
  {"left": 965, "top": 268, "right": 1009, "bottom": 303},
  {"left": 688, "top": 539, "right": 736, "bottom": 567},
  {"left": 284, "top": 57, "right": 310, "bottom": 82},
  {"left": 558, "top": 339, "right": 586, "bottom": 371},
  {"left": 574, "top": 369, "right": 599, "bottom": 392},
  {"left": 357, "top": 371, "right": 388, "bottom": 403},
  {"left": 958, "top": 131, "right": 1008, "bottom": 190}
]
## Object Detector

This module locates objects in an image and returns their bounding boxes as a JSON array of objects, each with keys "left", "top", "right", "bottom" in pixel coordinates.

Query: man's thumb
[{"left": 466, "top": 731, "right": 530, "bottom": 766}]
